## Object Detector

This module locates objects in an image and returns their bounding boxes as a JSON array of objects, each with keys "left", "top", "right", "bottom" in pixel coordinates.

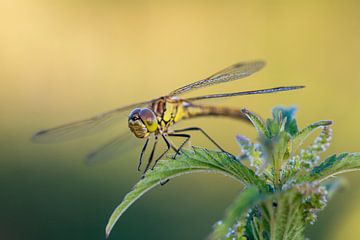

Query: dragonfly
[{"left": 33, "top": 60, "right": 304, "bottom": 175}]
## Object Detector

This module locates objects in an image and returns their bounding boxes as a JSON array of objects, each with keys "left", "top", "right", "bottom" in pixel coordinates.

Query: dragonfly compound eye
[
  {"left": 139, "top": 108, "right": 158, "bottom": 133},
  {"left": 128, "top": 108, "right": 148, "bottom": 138},
  {"left": 128, "top": 108, "right": 141, "bottom": 121}
]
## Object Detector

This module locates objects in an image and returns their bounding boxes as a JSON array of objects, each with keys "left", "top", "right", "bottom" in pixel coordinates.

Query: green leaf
[
  {"left": 241, "top": 108, "right": 270, "bottom": 138},
  {"left": 308, "top": 152, "right": 360, "bottom": 182},
  {"left": 266, "top": 118, "right": 280, "bottom": 138},
  {"left": 259, "top": 131, "right": 290, "bottom": 189},
  {"left": 105, "top": 147, "right": 268, "bottom": 238},
  {"left": 272, "top": 106, "right": 299, "bottom": 136},
  {"left": 292, "top": 120, "right": 332, "bottom": 152},
  {"left": 210, "top": 186, "right": 266, "bottom": 240}
]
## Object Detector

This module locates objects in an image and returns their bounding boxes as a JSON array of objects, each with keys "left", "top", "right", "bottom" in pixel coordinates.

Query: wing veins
[
  {"left": 185, "top": 86, "right": 305, "bottom": 101},
  {"left": 85, "top": 131, "right": 134, "bottom": 165},
  {"left": 169, "top": 60, "right": 266, "bottom": 96},
  {"left": 32, "top": 100, "right": 153, "bottom": 143}
]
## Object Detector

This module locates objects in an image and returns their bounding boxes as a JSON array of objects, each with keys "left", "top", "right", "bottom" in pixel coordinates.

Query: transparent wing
[
  {"left": 85, "top": 131, "right": 142, "bottom": 165},
  {"left": 169, "top": 60, "right": 266, "bottom": 96},
  {"left": 185, "top": 86, "right": 305, "bottom": 102},
  {"left": 32, "top": 100, "right": 152, "bottom": 143}
]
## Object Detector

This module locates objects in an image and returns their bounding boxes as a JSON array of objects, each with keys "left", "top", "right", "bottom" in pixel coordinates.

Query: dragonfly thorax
[{"left": 128, "top": 108, "right": 158, "bottom": 138}]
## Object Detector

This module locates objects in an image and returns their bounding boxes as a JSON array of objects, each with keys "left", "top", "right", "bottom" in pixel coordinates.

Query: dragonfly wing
[
  {"left": 185, "top": 86, "right": 305, "bottom": 101},
  {"left": 169, "top": 60, "right": 265, "bottom": 96},
  {"left": 32, "top": 100, "right": 152, "bottom": 143},
  {"left": 85, "top": 131, "right": 142, "bottom": 165}
]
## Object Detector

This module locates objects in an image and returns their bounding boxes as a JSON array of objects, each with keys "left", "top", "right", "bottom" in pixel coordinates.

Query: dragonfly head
[{"left": 128, "top": 108, "right": 158, "bottom": 138}]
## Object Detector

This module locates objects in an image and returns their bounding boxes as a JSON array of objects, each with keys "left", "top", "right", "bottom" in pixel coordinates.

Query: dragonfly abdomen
[{"left": 182, "top": 103, "right": 250, "bottom": 122}]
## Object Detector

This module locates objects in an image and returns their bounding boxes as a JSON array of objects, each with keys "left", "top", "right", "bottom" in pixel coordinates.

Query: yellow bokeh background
[{"left": 0, "top": 1, "right": 359, "bottom": 239}]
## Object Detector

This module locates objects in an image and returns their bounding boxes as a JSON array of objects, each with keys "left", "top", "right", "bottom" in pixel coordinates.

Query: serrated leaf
[
  {"left": 210, "top": 186, "right": 266, "bottom": 240},
  {"left": 307, "top": 152, "right": 360, "bottom": 182},
  {"left": 292, "top": 120, "right": 333, "bottom": 152},
  {"left": 105, "top": 147, "right": 268, "bottom": 238},
  {"left": 241, "top": 108, "right": 270, "bottom": 138}
]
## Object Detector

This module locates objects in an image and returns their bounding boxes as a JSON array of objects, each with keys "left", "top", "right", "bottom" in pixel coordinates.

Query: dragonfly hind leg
[
  {"left": 150, "top": 135, "right": 172, "bottom": 170},
  {"left": 150, "top": 135, "right": 181, "bottom": 186},
  {"left": 168, "top": 133, "right": 191, "bottom": 159},
  {"left": 173, "top": 127, "right": 226, "bottom": 152}
]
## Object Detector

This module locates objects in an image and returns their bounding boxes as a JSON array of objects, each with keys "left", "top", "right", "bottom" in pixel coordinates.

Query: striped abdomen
[{"left": 182, "top": 102, "right": 250, "bottom": 123}]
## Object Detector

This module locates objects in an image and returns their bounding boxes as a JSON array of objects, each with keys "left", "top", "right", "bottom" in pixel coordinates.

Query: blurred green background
[{"left": 1, "top": 0, "right": 359, "bottom": 239}]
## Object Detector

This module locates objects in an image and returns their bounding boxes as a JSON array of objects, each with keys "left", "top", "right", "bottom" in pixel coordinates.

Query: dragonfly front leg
[
  {"left": 142, "top": 135, "right": 158, "bottom": 177},
  {"left": 138, "top": 138, "right": 150, "bottom": 171},
  {"left": 173, "top": 127, "right": 226, "bottom": 152}
]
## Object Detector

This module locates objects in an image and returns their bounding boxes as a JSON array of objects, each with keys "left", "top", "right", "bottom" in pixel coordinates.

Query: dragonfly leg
[
  {"left": 142, "top": 135, "right": 158, "bottom": 177},
  {"left": 160, "top": 179, "right": 170, "bottom": 185},
  {"left": 174, "top": 127, "right": 226, "bottom": 152},
  {"left": 168, "top": 133, "right": 191, "bottom": 159},
  {"left": 151, "top": 135, "right": 171, "bottom": 170},
  {"left": 151, "top": 135, "right": 177, "bottom": 185},
  {"left": 138, "top": 138, "right": 150, "bottom": 171}
]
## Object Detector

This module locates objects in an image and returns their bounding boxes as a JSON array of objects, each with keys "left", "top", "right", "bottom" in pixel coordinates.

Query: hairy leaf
[
  {"left": 241, "top": 108, "right": 270, "bottom": 138},
  {"left": 292, "top": 120, "right": 332, "bottom": 152},
  {"left": 308, "top": 153, "right": 360, "bottom": 182},
  {"left": 105, "top": 147, "right": 268, "bottom": 238},
  {"left": 272, "top": 106, "right": 298, "bottom": 136}
]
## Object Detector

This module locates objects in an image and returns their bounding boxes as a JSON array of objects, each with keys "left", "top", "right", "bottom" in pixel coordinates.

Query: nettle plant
[{"left": 105, "top": 106, "right": 360, "bottom": 239}]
